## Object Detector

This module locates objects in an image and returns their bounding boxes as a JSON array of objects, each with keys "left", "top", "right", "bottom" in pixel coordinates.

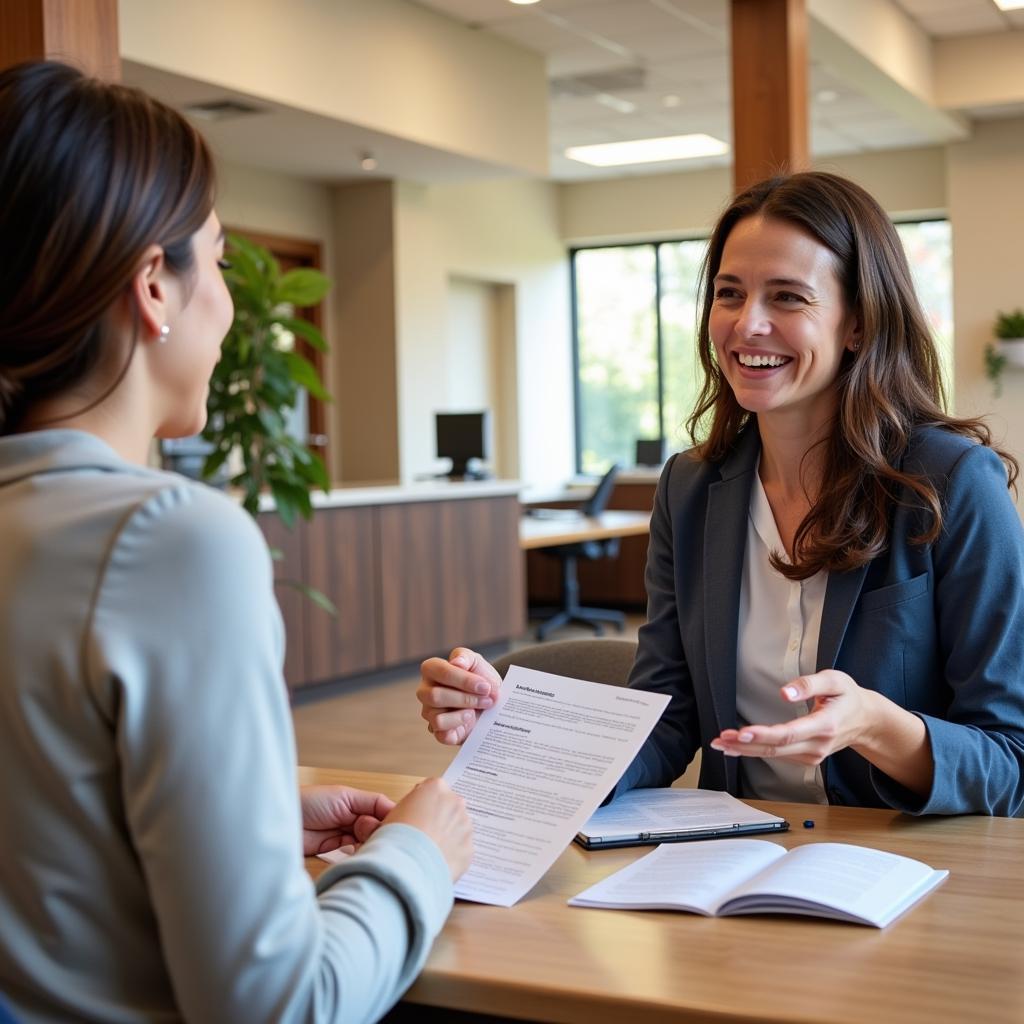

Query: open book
[{"left": 569, "top": 839, "right": 948, "bottom": 928}]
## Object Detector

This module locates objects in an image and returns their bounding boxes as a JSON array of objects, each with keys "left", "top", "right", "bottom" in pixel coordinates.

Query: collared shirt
[{"left": 736, "top": 464, "right": 828, "bottom": 804}]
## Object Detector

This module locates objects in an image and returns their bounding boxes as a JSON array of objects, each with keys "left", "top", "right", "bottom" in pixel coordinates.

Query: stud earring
[{"left": 158, "top": 324, "right": 170, "bottom": 344}]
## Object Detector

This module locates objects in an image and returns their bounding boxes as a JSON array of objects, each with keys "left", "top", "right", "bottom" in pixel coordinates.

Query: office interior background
[{"left": 114, "top": 0, "right": 1024, "bottom": 498}]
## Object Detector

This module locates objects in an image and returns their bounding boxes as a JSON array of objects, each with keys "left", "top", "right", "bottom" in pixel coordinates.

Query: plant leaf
[
  {"left": 275, "top": 268, "right": 331, "bottom": 307},
  {"left": 284, "top": 352, "right": 331, "bottom": 401}
]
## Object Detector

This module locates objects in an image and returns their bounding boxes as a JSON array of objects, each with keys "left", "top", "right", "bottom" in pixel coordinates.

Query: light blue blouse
[{"left": 0, "top": 430, "right": 452, "bottom": 1023}]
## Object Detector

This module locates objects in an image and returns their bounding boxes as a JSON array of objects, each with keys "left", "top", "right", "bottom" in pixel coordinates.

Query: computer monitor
[
  {"left": 635, "top": 438, "right": 667, "bottom": 467},
  {"left": 436, "top": 411, "right": 490, "bottom": 479}
]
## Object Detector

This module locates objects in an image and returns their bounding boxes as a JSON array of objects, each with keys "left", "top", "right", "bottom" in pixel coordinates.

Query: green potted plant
[
  {"left": 986, "top": 308, "right": 1024, "bottom": 396},
  {"left": 202, "top": 233, "right": 332, "bottom": 527}
]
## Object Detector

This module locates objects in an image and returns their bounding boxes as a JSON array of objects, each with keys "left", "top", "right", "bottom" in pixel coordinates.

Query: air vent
[
  {"left": 551, "top": 66, "right": 646, "bottom": 98},
  {"left": 183, "top": 99, "right": 266, "bottom": 121}
]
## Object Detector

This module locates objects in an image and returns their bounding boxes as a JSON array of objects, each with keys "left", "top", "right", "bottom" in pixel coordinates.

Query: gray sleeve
[{"left": 87, "top": 484, "right": 452, "bottom": 1023}]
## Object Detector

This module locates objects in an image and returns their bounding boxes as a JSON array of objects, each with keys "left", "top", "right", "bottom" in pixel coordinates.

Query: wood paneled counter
[{"left": 258, "top": 482, "right": 524, "bottom": 689}]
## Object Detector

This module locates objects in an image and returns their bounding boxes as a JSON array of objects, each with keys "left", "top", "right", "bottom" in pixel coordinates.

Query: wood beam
[
  {"left": 730, "top": 0, "right": 809, "bottom": 192},
  {"left": 0, "top": 0, "right": 120, "bottom": 80}
]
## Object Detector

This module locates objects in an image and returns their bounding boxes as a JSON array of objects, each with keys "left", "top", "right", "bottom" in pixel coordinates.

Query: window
[
  {"left": 573, "top": 239, "right": 706, "bottom": 475},
  {"left": 571, "top": 219, "right": 953, "bottom": 475}
]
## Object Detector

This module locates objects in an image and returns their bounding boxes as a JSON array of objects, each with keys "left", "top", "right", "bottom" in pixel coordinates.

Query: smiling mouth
[{"left": 735, "top": 353, "right": 792, "bottom": 369}]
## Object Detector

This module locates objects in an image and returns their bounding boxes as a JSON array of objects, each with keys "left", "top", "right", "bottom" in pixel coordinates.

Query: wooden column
[
  {"left": 730, "top": 0, "right": 808, "bottom": 192},
  {"left": 0, "top": 0, "right": 120, "bottom": 80}
]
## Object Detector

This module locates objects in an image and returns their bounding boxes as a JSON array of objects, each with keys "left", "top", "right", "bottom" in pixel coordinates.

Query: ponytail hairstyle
[
  {"left": 0, "top": 60, "right": 216, "bottom": 433},
  {"left": 687, "top": 171, "right": 1017, "bottom": 580}
]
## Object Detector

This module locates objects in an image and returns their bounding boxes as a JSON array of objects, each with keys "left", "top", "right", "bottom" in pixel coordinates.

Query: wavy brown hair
[
  {"left": 686, "top": 171, "right": 1017, "bottom": 580},
  {"left": 0, "top": 61, "right": 215, "bottom": 434}
]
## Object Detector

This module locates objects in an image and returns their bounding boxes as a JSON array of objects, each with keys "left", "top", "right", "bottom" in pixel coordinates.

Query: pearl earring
[{"left": 158, "top": 324, "right": 170, "bottom": 344}]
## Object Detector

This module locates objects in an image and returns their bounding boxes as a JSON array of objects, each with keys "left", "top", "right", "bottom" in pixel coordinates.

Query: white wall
[
  {"left": 393, "top": 178, "right": 572, "bottom": 487},
  {"left": 119, "top": 0, "right": 548, "bottom": 176},
  {"left": 560, "top": 146, "right": 948, "bottom": 244},
  {"left": 947, "top": 117, "right": 1024, "bottom": 484}
]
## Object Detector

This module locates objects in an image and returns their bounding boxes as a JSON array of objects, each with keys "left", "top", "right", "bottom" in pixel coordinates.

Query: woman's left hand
[
  {"left": 710, "top": 670, "right": 878, "bottom": 765},
  {"left": 299, "top": 784, "right": 397, "bottom": 856}
]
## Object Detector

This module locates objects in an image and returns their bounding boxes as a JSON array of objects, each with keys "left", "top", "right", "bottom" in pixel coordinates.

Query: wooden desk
[
  {"left": 299, "top": 766, "right": 1024, "bottom": 1024},
  {"left": 519, "top": 510, "right": 650, "bottom": 550}
]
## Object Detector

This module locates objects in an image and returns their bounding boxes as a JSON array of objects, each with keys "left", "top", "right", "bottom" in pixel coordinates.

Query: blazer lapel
[
  {"left": 703, "top": 428, "right": 760, "bottom": 741},
  {"left": 817, "top": 563, "right": 870, "bottom": 670}
]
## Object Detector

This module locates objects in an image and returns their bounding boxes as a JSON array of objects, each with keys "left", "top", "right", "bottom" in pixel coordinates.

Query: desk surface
[
  {"left": 299, "top": 766, "right": 1024, "bottom": 1024},
  {"left": 519, "top": 509, "right": 650, "bottom": 550}
]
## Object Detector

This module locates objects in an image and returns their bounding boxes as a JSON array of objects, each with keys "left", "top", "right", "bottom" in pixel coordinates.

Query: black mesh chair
[{"left": 532, "top": 463, "right": 627, "bottom": 641}]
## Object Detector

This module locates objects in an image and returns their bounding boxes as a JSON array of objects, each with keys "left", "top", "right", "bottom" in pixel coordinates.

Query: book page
[
  {"left": 569, "top": 839, "right": 788, "bottom": 914},
  {"left": 443, "top": 666, "right": 670, "bottom": 907},
  {"left": 578, "top": 787, "right": 785, "bottom": 840},
  {"left": 721, "top": 842, "right": 949, "bottom": 927}
]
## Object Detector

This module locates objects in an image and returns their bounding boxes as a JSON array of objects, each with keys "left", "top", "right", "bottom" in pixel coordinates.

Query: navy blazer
[{"left": 617, "top": 424, "right": 1024, "bottom": 815}]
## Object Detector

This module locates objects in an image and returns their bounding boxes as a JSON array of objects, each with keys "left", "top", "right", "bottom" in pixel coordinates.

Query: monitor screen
[{"left": 436, "top": 411, "right": 489, "bottom": 476}]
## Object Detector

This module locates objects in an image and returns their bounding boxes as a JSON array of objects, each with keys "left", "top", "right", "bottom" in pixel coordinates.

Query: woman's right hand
[
  {"left": 385, "top": 778, "right": 474, "bottom": 881},
  {"left": 416, "top": 647, "right": 503, "bottom": 745}
]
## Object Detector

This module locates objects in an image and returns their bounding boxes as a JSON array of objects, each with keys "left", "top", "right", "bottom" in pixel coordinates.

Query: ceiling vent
[
  {"left": 550, "top": 66, "right": 647, "bottom": 99},
  {"left": 183, "top": 99, "right": 267, "bottom": 121}
]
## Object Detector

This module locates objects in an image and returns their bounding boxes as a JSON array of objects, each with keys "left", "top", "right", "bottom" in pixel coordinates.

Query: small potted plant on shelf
[{"left": 985, "top": 309, "right": 1024, "bottom": 397}]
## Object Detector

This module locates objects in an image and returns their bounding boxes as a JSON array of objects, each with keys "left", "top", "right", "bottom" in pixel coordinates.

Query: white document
[
  {"left": 576, "top": 788, "right": 788, "bottom": 848},
  {"left": 442, "top": 665, "right": 670, "bottom": 907}
]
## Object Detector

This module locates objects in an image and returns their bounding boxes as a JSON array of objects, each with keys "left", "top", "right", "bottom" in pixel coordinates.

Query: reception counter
[{"left": 258, "top": 480, "right": 524, "bottom": 689}]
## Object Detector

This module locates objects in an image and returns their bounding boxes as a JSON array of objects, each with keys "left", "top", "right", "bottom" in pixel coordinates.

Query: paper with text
[{"left": 442, "top": 666, "right": 670, "bottom": 906}]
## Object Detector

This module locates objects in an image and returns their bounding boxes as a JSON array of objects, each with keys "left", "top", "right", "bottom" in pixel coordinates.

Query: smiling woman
[{"left": 418, "top": 171, "right": 1024, "bottom": 822}]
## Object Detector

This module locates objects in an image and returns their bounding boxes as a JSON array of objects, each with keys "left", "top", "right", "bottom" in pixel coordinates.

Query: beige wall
[
  {"left": 394, "top": 178, "right": 572, "bottom": 486},
  {"left": 119, "top": 0, "right": 548, "bottom": 176},
  {"left": 560, "top": 146, "right": 947, "bottom": 244},
  {"left": 947, "top": 117, "right": 1024, "bottom": 478}
]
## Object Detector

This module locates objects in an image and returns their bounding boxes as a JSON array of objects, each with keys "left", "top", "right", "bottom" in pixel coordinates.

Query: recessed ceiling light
[
  {"left": 595, "top": 92, "right": 636, "bottom": 114},
  {"left": 359, "top": 152, "right": 378, "bottom": 171},
  {"left": 993, "top": 1, "right": 1024, "bottom": 10},
  {"left": 662, "top": 94, "right": 682, "bottom": 108},
  {"left": 816, "top": 89, "right": 839, "bottom": 104},
  {"left": 509, "top": 0, "right": 542, "bottom": 5},
  {"left": 565, "top": 134, "right": 730, "bottom": 167}
]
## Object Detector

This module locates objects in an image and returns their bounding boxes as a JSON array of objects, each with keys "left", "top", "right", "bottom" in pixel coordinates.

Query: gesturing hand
[
  {"left": 710, "top": 670, "right": 877, "bottom": 765},
  {"left": 300, "top": 784, "right": 396, "bottom": 856},
  {"left": 416, "top": 647, "right": 502, "bottom": 745}
]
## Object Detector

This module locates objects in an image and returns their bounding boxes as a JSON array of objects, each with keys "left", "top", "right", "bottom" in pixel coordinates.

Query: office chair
[
  {"left": 532, "top": 463, "right": 627, "bottom": 641},
  {"left": 493, "top": 638, "right": 637, "bottom": 687}
]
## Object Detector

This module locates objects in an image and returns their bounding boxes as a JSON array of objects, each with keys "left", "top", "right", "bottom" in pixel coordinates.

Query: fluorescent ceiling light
[
  {"left": 565, "top": 134, "right": 729, "bottom": 167},
  {"left": 994, "top": 1, "right": 1024, "bottom": 9},
  {"left": 595, "top": 92, "right": 636, "bottom": 114},
  {"left": 509, "top": 0, "right": 542, "bottom": 5}
]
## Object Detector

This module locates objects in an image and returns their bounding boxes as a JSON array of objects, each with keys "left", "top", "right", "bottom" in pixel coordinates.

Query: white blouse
[{"left": 735, "top": 465, "right": 828, "bottom": 804}]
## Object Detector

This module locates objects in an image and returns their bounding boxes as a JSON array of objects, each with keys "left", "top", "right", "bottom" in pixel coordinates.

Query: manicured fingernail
[
  {"left": 783, "top": 686, "right": 799, "bottom": 700},
  {"left": 453, "top": 655, "right": 470, "bottom": 667},
  {"left": 338, "top": 845, "right": 355, "bottom": 855},
  {"left": 722, "top": 749, "right": 741, "bottom": 757},
  {"left": 738, "top": 732, "right": 753, "bottom": 743},
  {"left": 710, "top": 740, "right": 723, "bottom": 750},
  {"left": 474, "top": 681, "right": 490, "bottom": 694},
  {"left": 477, "top": 698, "right": 494, "bottom": 709},
  {"left": 462, "top": 710, "right": 475, "bottom": 723}
]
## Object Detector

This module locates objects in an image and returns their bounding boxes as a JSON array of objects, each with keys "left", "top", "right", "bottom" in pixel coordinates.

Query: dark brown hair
[
  {"left": 687, "top": 171, "right": 1017, "bottom": 580},
  {"left": 0, "top": 60, "right": 216, "bottom": 433}
]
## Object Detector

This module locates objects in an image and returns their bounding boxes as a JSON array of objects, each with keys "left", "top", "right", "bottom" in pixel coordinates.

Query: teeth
[{"left": 738, "top": 353, "right": 788, "bottom": 368}]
